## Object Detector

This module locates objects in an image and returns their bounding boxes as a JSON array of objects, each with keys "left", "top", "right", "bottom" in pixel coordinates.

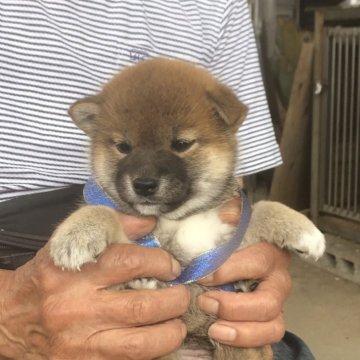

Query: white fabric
[{"left": 0, "top": 0, "right": 282, "bottom": 201}]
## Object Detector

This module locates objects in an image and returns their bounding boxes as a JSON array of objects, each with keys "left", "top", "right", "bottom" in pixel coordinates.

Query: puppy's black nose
[{"left": 133, "top": 177, "right": 159, "bottom": 196}]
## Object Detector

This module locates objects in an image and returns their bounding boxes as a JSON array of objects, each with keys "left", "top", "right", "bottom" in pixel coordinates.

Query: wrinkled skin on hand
[
  {"left": 198, "top": 198, "right": 291, "bottom": 348},
  {"left": 0, "top": 200, "right": 292, "bottom": 360},
  {"left": 0, "top": 214, "right": 189, "bottom": 360}
]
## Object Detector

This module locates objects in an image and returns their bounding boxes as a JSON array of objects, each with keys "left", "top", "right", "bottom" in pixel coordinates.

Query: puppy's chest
[{"left": 154, "top": 208, "right": 236, "bottom": 266}]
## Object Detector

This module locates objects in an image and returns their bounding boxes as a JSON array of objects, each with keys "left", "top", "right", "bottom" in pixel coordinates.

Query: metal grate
[{"left": 322, "top": 26, "right": 360, "bottom": 222}]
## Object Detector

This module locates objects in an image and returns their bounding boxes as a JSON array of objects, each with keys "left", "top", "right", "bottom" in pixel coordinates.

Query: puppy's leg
[
  {"left": 214, "top": 344, "right": 272, "bottom": 360},
  {"left": 243, "top": 201, "right": 326, "bottom": 260},
  {"left": 50, "top": 205, "right": 129, "bottom": 270}
]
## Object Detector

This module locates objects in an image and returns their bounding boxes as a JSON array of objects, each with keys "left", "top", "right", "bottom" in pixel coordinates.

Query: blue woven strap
[
  {"left": 84, "top": 177, "right": 119, "bottom": 208},
  {"left": 83, "top": 178, "right": 251, "bottom": 290}
]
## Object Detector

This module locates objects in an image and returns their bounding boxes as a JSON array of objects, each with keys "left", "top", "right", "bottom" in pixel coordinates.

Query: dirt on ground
[{"left": 285, "top": 257, "right": 360, "bottom": 360}]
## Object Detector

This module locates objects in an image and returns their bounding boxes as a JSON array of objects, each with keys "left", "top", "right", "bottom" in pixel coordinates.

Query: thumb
[
  {"left": 116, "top": 213, "right": 157, "bottom": 240},
  {"left": 218, "top": 197, "right": 242, "bottom": 226}
]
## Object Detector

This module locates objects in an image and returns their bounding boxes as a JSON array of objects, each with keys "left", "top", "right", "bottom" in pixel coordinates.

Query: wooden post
[
  {"left": 270, "top": 36, "right": 314, "bottom": 210},
  {"left": 310, "top": 11, "right": 325, "bottom": 223}
]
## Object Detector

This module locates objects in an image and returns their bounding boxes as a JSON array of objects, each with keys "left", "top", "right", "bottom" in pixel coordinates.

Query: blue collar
[{"left": 83, "top": 178, "right": 251, "bottom": 291}]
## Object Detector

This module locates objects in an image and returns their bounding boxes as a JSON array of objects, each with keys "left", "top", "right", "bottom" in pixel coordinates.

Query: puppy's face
[{"left": 70, "top": 58, "right": 247, "bottom": 219}]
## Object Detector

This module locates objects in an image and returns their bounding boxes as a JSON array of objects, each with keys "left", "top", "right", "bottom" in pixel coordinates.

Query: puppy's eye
[
  {"left": 171, "top": 139, "right": 195, "bottom": 153},
  {"left": 116, "top": 141, "right": 132, "bottom": 154}
]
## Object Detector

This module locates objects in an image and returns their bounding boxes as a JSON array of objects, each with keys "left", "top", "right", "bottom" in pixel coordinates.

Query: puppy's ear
[
  {"left": 206, "top": 83, "right": 248, "bottom": 131},
  {"left": 68, "top": 95, "right": 102, "bottom": 136}
]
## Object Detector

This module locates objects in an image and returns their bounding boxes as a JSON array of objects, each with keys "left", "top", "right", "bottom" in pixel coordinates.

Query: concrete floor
[
  {"left": 250, "top": 184, "right": 360, "bottom": 359},
  {"left": 285, "top": 257, "right": 360, "bottom": 360}
]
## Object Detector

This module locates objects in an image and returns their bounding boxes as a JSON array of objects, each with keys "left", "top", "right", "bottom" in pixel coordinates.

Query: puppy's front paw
[
  {"left": 50, "top": 206, "right": 128, "bottom": 270},
  {"left": 249, "top": 201, "right": 326, "bottom": 260},
  {"left": 291, "top": 226, "right": 326, "bottom": 260},
  {"left": 50, "top": 223, "right": 108, "bottom": 270}
]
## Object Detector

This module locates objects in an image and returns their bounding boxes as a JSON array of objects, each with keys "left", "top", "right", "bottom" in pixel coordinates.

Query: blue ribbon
[
  {"left": 83, "top": 177, "right": 252, "bottom": 290},
  {"left": 84, "top": 177, "right": 119, "bottom": 208}
]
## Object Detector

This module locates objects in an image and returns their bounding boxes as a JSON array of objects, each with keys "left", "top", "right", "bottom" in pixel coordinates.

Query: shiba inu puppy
[{"left": 50, "top": 58, "right": 325, "bottom": 360}]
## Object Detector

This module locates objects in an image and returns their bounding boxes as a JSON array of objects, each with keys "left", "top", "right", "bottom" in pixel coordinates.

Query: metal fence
[{"left": 322, "top": 26, "right": 360, "bottom": 222}]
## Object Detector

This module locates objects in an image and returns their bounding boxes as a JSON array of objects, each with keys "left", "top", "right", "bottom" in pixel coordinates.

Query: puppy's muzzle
[{"left": 132, "top": 177, "right": 159, "bottom": 196}]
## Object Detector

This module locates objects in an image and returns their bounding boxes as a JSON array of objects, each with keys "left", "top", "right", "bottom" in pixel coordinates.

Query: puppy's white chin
[{"left": 135, "top": 204, "right": 161, "bottom": 216}]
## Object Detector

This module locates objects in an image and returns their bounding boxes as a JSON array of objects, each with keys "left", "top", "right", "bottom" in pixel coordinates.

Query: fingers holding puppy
[
  {"left": 199, "top": 242, "right": 291, "bottom": 285},
  {"left": 197, "top": 243, "right": 291, "bottom": 347},
  {"left": 28, "top": 233, "right": 189, "bottom": 359},
  {"left": 218, "top": 196, "right": 242, "bottom": 226},
  {"left": 208, "top": 314, "right": 285, "bottom": 348},
  {"left": 116, "top": 212, "right": 156, "bottom": 241},
  {"left": 92, "top": 319, "right": 186, "bottom": 360},
  {"left": 93, "top": 244, "right": 183, "bottom": 285},
  {"left": 198, "top": 278, "right": 289, "bottom": 322}
]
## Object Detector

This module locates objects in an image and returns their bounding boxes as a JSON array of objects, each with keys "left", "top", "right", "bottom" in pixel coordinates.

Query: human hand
[
  {"left": 197, "top": 198, "right": 291, "bottom": 348},
  {"left": 0, "top": 214, "right": 189, "bottom": 360}
]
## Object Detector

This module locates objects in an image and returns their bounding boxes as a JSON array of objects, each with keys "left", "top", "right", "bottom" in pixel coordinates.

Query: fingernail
[
  {"left": 171, "top": 258, "right": 181, "bottom": 277},
  {"left": 198, "top": 296, "right": 219, "bottom": 315},
  {"left": 208, "top": 324, "right": 237, "bottom": 342}
]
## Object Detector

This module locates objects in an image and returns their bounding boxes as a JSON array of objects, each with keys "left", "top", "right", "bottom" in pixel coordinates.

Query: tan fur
[
  {"left": 50, "top": 206, "right": 128, "bottom": 270},
  {"left": 213, "top": 344, "right": 272, "bottom": 360},
  {"left": 243, "top": 201, "right": 325, "bottom": 260},
  {"left": 51, "top": 58, "right": 325, "bottom": 360},
  {"left": 69, "top": 58, "right": 245, "bottom": 216}
]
